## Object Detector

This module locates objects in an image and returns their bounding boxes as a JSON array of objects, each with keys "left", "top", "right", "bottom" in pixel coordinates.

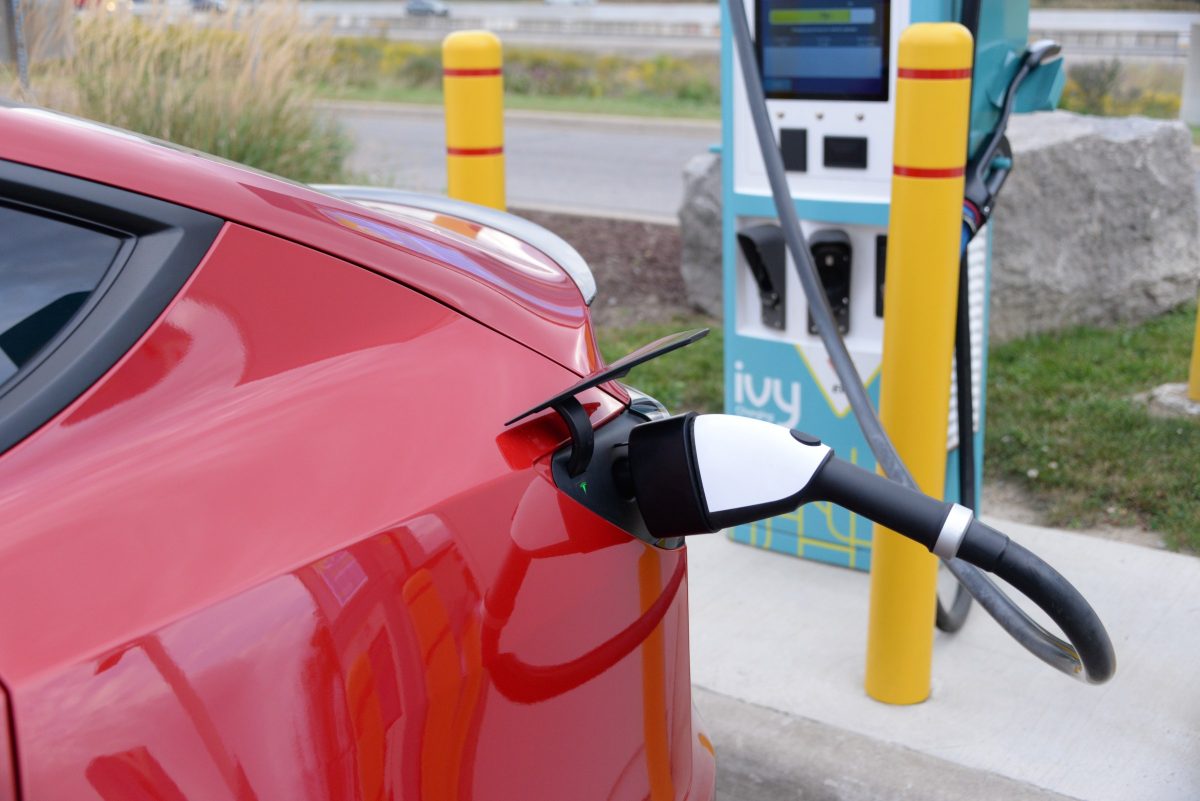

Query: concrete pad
[{"left": 686, "top": 519, "right": 1200, "bottom": 801}]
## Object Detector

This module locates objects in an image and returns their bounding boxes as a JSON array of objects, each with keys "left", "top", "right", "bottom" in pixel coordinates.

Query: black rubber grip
[
  {"left": 957, "top": 518, "right": 1009, "bottom": 570},
  {"left": 812, "top": 458, "right": 951, "bottom": 551}
]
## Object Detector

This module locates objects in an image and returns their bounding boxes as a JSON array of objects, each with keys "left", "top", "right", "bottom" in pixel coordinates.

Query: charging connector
[{"left": 620, "top": 411, "right": 1116, "bottom": 684}]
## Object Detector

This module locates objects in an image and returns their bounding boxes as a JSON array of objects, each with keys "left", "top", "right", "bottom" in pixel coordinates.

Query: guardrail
[
  {"left": 315, "top": 14, "right": 720, "bottom": 40},
  {"left": 314, "top": 13, "right": 1190, "bottom": 60},
  {"left": 1030, "top": 26, "right": 1190, "bottom": 59}
]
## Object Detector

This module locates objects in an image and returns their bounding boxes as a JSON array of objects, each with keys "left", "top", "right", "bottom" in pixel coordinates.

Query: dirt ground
[{"left": 514, "top": 208, "right": 697, "bottom": 328}]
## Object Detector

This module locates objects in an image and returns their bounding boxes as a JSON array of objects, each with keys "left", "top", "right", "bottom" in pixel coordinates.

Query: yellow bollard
[
  {"left": 865, "top": 23, "right": 974, "bottom": 705},
  {"left": 1188, "top": 299, "right": 1200, "bottom": 402},
  {"left": 442, "top": 31, "right": 505, "bottom": 210}
]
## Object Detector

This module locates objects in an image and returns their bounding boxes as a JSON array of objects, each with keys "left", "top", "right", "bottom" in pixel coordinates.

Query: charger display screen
[{"left": 756, "top": 0, "right": 890, "bottom": 101}]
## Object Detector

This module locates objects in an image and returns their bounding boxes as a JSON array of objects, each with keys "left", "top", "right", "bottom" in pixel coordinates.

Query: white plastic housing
[{"left": 692, "top": 414, "right": 831, "bottom": 513}]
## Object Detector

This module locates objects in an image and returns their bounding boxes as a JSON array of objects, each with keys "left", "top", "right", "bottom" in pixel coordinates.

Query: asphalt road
[
  {"left": 337, "top": 102, "right": 720, "bottom": 220},
  {"left": 339, "top": 101, "right": 1200, "bottom": 222}
]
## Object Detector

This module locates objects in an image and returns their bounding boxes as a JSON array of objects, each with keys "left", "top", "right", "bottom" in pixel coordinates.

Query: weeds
[
  {"left": 1058, "top": 59, "right": 1183, "bottom": 119},
  {"left": 11, "top": 2, "right": 351, "bottom": 183},
  {"left": 315, "top": 37, "right": 719, "bottom": 111}
]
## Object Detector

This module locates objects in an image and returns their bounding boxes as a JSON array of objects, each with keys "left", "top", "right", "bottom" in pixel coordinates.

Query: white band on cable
[{"left": 933, "top": 503, "right": 973, "bottom": 559}]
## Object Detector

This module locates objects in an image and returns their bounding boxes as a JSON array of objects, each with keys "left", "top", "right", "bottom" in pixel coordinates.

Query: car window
[{"left": 0, "top": 204, "right": 124, "bottom": 385}]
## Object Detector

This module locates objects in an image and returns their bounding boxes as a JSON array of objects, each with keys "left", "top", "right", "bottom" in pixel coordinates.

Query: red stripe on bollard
[
  {"left": 896, "top": 67, "right": 972, "bottom": 80},
  {"left": 446, "top": 146, "right": 504, "bottom": 157},
  {"left": 443, "top": 68, "right": 502, "bottom": 77},
  {"left": 892, "top": 165, "right": 965, "bottom": 178}
]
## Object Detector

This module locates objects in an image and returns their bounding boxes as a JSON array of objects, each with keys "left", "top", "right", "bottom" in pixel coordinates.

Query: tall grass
[
  {"left": 14, "top": 3, "right": 350, "bottom": 183},
  {"left": 1058, "top": 59, "right": 1183, "bottom": 120},
  {"left": 317, "top": 37, "right": 720, "bottom": 110}
]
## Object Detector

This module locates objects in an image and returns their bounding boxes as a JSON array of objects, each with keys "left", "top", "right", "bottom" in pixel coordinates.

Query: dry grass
[
  {"left": 1059, "top": 59, "right": 1183, "bottom": 119},
  {"left": 7, "top": 2, "right": 350, "bottom": 183}
]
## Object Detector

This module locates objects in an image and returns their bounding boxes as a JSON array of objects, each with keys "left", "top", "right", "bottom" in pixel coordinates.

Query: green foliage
[
  {"left": 986, "top": 304, "right": 1200, "bottom": 550},
  {"left": 315, "top": 37, "right": 719, "bottom": 110},
  {"left": 23, "top": 5, "right": 351, "bottom": 183},
  {"left": 1058, "top": 58, "right": 1182, "bottom": 119},
  {"left": 596, "top": 318, "right": 723, "bottom": 414}
]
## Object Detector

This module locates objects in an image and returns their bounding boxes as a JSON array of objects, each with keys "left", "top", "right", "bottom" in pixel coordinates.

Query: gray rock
[
  {"left": 990, "top": 111, "right": 1200, "bottom": 343},
  {"left": 678, "top": 151, "right": 723, "bottom": 318}
]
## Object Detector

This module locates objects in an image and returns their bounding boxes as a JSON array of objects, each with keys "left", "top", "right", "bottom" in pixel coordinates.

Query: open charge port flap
[
  {"left": 807, "top": 229, "right": 852, "bottom": 335},
  {"left": 737, "top": 223, "right": 788, "bottom": 330}
]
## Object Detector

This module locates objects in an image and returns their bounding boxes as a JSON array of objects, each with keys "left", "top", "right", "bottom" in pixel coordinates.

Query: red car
[{"left": 0, "top": 105, "right": 715, "bottom": 800}]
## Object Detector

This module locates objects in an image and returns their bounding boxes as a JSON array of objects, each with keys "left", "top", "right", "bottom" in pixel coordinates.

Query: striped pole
[
  {"left": 865, "top": 22, "right": 974, "bottom": 705},
  {"left": 442, "top": 31, "right": 505, "bottom": 210}
]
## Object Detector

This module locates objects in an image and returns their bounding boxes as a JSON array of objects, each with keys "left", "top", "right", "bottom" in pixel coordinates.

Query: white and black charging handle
[
  {"left": 617, "top": 412, "right": 1116, "bottom": 684},
  {"left": 620, "top": 412, "right": 983, "bottom": 563}
]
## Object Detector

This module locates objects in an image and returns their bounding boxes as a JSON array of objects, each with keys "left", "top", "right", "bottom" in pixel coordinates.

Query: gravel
[{"left": 514, "top": 208, "right": 696, "bottom": 328}]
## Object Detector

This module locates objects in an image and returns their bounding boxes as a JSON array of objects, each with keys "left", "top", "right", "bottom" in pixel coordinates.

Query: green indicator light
[
  {"left": 769, "top": 8, "right": 852, "bottom": 25},
  {"left": 579, "top": 481, "right": 588, "bottom": 494}
]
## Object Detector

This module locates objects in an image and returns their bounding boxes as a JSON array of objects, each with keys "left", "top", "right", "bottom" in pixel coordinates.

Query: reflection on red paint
[{"left": 87, "top": 748, "right": 188, "bottom": 801}]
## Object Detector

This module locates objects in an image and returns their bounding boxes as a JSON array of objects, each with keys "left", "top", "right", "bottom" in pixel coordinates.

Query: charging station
[{"left": 721, "top": 1, "right": 1056, "bottom": 570}]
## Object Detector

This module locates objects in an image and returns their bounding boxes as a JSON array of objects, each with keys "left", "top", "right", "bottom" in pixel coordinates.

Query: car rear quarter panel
[
  {"left": 0, "top": 224, "right": 713, "bottom": 800},
  {"left": 0, "top": 108, "right": 603, "bottom": 380}
]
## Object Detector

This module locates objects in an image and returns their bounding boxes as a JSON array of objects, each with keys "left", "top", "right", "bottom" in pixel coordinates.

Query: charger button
[{"left": 790, "top": 430, "right": 822, "bottom": 447}]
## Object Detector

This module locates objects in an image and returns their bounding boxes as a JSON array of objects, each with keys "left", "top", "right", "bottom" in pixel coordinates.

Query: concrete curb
[{"left": 694, "top": 686, "right": 1080, "bottom": 801}]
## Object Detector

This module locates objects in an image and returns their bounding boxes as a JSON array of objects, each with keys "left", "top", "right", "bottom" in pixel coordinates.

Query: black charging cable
[{"left": 935, "top": 0, "right": 984, "bottom": 634}]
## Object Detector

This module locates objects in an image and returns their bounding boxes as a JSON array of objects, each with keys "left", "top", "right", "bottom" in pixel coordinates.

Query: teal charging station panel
[{"left": 721, "top": 0, "right": 1053, "bottom": 569}]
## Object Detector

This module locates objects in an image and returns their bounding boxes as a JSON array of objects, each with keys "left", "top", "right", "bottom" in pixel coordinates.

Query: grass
[
  {"left": 1058, "top": 59, "right": 1183, "bottom": 120},
  {"left": 10, "top": 4, "right": 352, "bottom": 184},
  {"left": 985, "top": 304, "right": 1200, "bottom": 550},
  {"left": 597, "top": 306, "right": 1200, "bottom": 550},
  {"left": 595, "top": 316, "right": 723, "bottom": 414},
  {"left": 316, "top": 38, "right": 720, "bottom": 120},
  {"left": 323, "top": 84, "right": 721, "bottom": 119}
]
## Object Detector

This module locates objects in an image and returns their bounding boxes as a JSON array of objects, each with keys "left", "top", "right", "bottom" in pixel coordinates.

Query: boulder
[
  {"left": 678, "top": 151, "right": 723, "bottom": 318},
  {"left": 990, "top": 111, "right": 1200, "bottom": 342}
]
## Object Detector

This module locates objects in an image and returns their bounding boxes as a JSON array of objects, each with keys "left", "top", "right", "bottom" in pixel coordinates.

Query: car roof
[{"left": 0, "top": 105, "right": 599, "bottom": 376}]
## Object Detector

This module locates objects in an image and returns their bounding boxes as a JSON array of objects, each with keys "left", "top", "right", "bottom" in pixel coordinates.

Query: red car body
[{"left": 0, "top": 107, "right": 715, "bottom": 800}]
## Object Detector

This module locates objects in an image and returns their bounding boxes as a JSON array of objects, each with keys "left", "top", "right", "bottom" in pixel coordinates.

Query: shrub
[
  {"left": 1059, "top": 58, "right": 1182, "bottom": 120},
  {"left": 21, "top": 2, "right": 351, "bottom": 183},
  {"left": 314, "top": 36, "right": 720, "bottom": 108}
]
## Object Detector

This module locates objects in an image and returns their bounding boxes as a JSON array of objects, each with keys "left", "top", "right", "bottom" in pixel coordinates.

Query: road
[
  {"left": 337, "top": 102, "right": 719, "bottom": 220},
  {"left": 338, "top": 101, "right": 1200, "bottom": 221}
]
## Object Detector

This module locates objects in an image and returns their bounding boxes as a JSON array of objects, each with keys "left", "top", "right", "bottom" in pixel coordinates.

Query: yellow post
[
  {"left": 442, "top": 31, "right": 505, "bottom": 210},
  {"left": 865, "top": 23, "right": 974, "bottom": 705},
  {"left": 1188, "top": 298, "right": 1200, "bottom": 402}
]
